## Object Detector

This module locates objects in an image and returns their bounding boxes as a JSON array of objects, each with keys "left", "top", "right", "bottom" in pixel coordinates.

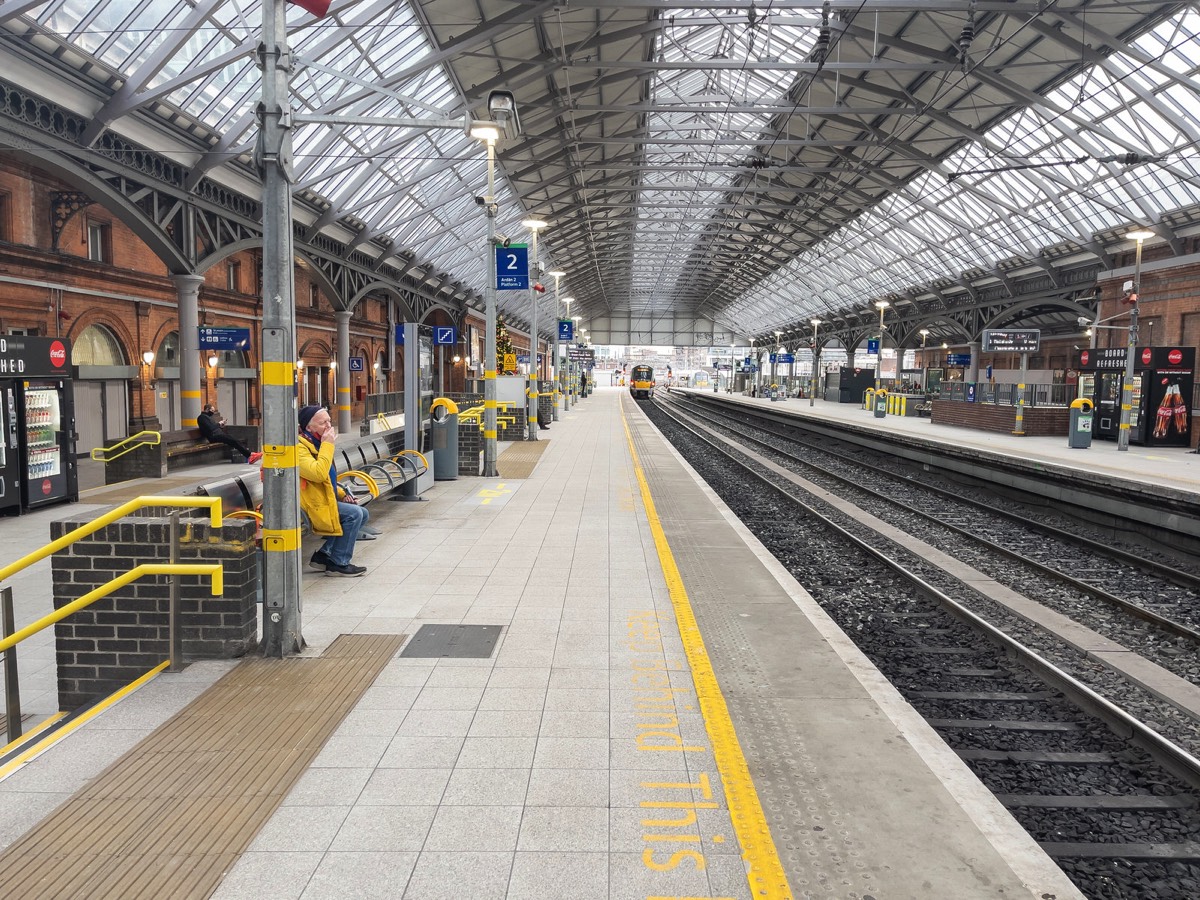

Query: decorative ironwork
[{"left": 49, "top": 191, "right": 93, "bottom": 250}]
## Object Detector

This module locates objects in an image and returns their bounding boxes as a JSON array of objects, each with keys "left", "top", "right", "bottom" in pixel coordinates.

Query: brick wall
[
  {"left": 50, "top": 516, "right": 258, "bottom": 710},
  {"left": 932, "top": 400, "right": 1068, "bottom": 436}
]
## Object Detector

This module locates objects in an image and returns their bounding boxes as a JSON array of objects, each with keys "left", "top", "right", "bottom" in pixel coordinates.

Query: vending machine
[
  {"left": 0, "top": 337, "right": 78, "bottom": 513},
  {"left": 1073, "top": 346, "right": 1194, "bottom": 447}
]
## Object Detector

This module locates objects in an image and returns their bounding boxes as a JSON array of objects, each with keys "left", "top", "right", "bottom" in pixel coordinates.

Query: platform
[{"left": 0, "top": 387, "right": 1083, "bottom": 898}]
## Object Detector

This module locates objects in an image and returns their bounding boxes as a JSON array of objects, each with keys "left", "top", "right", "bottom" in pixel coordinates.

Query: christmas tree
[{"left": 497, "top": 315, "right": 517, "bottom": 373}]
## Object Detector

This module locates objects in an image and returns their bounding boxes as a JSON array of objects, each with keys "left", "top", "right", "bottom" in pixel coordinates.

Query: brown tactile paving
[
  {"left": 0, "top": 633, "right": 405, "bottom": 899},
  {"left": 495, "top": 439, "right": 549, "bottom": 478}
]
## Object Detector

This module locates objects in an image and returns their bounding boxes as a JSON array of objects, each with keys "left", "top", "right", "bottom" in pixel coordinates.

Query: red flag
[{"left": 288, "top": 0, "right": 331, "bottom": 15}]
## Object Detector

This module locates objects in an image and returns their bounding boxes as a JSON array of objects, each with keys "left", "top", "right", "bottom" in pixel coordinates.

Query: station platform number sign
[
  {"left": 558, "top": 320, "right": 574, "bottom": 341},
  {"left": 496, "top": 245, "right": 529, "bottom": 290}
]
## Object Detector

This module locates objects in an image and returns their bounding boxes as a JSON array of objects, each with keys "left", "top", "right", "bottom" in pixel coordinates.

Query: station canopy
[{"left": 5, "top": 1, "right": 1200, "bottom": 343}]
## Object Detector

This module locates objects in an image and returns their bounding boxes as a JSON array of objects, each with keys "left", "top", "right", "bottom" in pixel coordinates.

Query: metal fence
[
  {"left": 937, "top": 382, "right": 1073, "bottom": 407},
  {"left": 365, "top": 391, "right": 403, "bottom": 418}
]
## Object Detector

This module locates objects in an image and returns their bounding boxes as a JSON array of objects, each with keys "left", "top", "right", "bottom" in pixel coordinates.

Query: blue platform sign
[
  {"left": 348, "top": 356, "right": 364, "bottom": 372},
  {"left": 496, "top": 245, "right": 529, "bottom": 290},
  {"left": 946, "top": 353, "right": 971, "bottom": 366},
  {"left": 433, "top": 326, "right": 457, "bottom": 346},
  {"left": 394, "top": 325, "right": 405, "bottom": 346},
  {"left": 770, "top": 353, "right": 794, "bottom": 364},
  {"left": 199, "top": 326, "right": 250, "bottom": 349},
  {"left": 867, "top": 338, "right": 880, "bottom": 354},
  {"left": 558, "top": 319, "right": 574, "bottom": 341}
]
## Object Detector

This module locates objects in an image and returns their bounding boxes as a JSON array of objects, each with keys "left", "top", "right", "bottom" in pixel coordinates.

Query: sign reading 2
[{"left": 496, "top": 245, "right": 529, "bottom": 291}]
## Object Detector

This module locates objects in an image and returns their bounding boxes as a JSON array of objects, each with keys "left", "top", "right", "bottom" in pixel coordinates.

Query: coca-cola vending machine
[
  {"left": 0, "top": 336, "right": 78, "bottom": 513},
  {"left": 1074, "top": 346, "right": 1194, "bottom": 447}
]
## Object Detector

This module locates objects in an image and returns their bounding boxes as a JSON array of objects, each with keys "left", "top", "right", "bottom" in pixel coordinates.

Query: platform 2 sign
[
  {"left": 558, "top": 320, "right": 574, "bottom": 341},
  {"left": 982, "top": 329, "right": 1040, "bottom": 353},
  {"left": 496, "top": 245, "right": 529, "bottom": 290}
]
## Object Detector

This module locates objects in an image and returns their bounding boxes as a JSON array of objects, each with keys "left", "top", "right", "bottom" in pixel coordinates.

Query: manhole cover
[{"left": 399, "top": 624, "right": 502, "bottom": 658}]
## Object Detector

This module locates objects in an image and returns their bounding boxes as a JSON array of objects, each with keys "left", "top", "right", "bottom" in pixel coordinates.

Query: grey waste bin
[
  {"left": 429, "top": 398, "right": 459, "bottom": 480},
  {"left": 1068, "top": 399, "right": 1093, "bottom": 449},
  {"left": 874, "top": 390, "right": 888, "bottom": 418}
]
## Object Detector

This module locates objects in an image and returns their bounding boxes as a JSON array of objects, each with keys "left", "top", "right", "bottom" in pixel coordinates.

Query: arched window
[
  {"left": 156, "top": 331, "right": 179, "bottom": 366},
  {"left": 71, "top": 324, "right": 126, "bottom": 366}
]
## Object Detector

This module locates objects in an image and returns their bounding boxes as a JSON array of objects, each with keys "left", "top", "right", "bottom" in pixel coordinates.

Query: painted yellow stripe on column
[
  {"left": 483, "top": 429, "right": 497, "bottom": 439},
  {"left": 262, "top": 528, "right": 301, "bottom": 552},
  {"left": 181, "top": 418, "right": 198, "bottom": 427},
  {"left": 620, "top": 401, "right": 793, "bottom": 900},
  {"left": 262, "top": 361, "right": 295, "bottom": 385},
  {"left": 484, "top": 370, "right": 496, "bottom": 380},
  {"left": 338, "top": 387, "right": 350, "bottom": 394},
  {"left": 484, "top": 400, "right": 498, "bottom": 409},
  {"left": 181, "top": 390, "right": 201, "bottom": 399}
]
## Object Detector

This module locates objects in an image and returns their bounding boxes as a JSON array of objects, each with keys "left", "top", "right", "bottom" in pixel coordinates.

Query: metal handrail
[
  {"left": 0, "top": 498, "right": 226, "bottom": 745},
  {"left": 0, "top": 563, "right": 223, "bottom": 655},
  {"left": 89, "top": 430, "right": 161, "bottom": 463},
  {"left": 0, "top": 496, "right": 222, "bottom": 584}
]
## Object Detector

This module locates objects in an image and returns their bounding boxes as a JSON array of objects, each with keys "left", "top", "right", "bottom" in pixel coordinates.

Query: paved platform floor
[{"left": 0, "top": 387, "right": 1084, "bottom": 898}]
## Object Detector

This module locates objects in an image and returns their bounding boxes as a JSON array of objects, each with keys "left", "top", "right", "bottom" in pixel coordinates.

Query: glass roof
[{"left": 12, "top": 2, "right": 1200, "bottom": 337}]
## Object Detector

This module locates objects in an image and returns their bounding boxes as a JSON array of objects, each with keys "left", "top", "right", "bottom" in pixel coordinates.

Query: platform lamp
[
  {"left": 919, "top": 329, "right": 930, "bottom": 393},
  {"left": 469, "top": 90, "right": 520, "bottom": 478},
  {"left": 1118, "top": 228, "right": 1156, "bottom": 451},
  {"left": 874, "top": 300, "right": 890, "bottom": 389},
  {"left": 809, "top": 319, "right": 822, "bottom": 407},
  {"left": 549, "top": 270, "right": 566, "bottom": 421},
  {"left": 522, "top": 218, "right": 548, "bottom": 440}
]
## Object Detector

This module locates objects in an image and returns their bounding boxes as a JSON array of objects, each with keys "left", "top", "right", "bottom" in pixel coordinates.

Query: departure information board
[{"left": 982, "top": 329, "right": 1040, "bottom": 353}]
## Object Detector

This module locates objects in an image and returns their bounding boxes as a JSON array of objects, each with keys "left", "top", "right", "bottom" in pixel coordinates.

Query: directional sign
[
  {"left": 770, "top": 353, "right": 795, "bottom": 364},
  {"left": 348, "top": 356, "right": 365, "bottom": 372},
  {"left": 394, "top": 325, "right": 405, "bottom": 346},
  {"left": 199, "top": 327, "right": 250, "bottom": 349},
  {"left": 496, "top": 245, "right": 529, "bottom": 290},
  {"left": 558, "top": 319, "right": 574, "bottom": 341},
  {"left": 434, "top": 326, "right": 457, "bottom": 346},
  {"left": 946, "top": 353, "right": 971, "bottom": 366}
]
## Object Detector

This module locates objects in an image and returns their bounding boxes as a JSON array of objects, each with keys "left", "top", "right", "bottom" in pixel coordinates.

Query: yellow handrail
[
  {"left": 393, "top": 449, "right": 429, "bottom": 470},
  {"left": 0, "top": 496, "right": 223, "bottom": 584},
  {"left": 90, "top": 431, "right": 161, "bottom": 463},
  {"left": 338, "top": 470, "right": 380, "bottom": 499},
  {"left": 0, "top": 563, "right": 223, "bottom": 654}
]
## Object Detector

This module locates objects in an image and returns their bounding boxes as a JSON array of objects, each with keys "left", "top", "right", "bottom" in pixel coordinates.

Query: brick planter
[
  {"left": 932, "top": 400, "right": 1069, "bottom": 436},
  {"left": 50, "top": 516, "right": 258, "bottom": 710}
]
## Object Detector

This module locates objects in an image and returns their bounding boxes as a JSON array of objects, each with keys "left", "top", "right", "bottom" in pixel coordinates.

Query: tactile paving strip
[
  {"left": 495, "top": 438, "right": 550, "bottom": 478},
  {"left": 0, "top": 633, "right": 405, "bottom": 899},
  {"left": 630, "top": 424, "right": 879, "bottom": 899}
]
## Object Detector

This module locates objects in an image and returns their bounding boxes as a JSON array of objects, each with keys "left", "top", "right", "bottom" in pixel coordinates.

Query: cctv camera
[
  {"left": 492, "top": 233, "right": 512, "bottom": 248},
  {"left": 474, "top": 196, "right": 486, "bottom": 207},
  {"left": 1122, "top": 280, "right": 1134, "bottom": 293},
  {"left": 1077, "top": 316, "right": 1091, "bottom": 325}
]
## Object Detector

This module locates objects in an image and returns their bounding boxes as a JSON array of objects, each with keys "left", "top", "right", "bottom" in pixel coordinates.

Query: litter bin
[
  {"left": 429, "top": 398, "right": 459, "bottom": 480},
  {"left": 1068, "top": 397, "right": 1093, "bottom": 449},
  {"left": 874, "top": 388, "right": 888, "bottom": 418}
]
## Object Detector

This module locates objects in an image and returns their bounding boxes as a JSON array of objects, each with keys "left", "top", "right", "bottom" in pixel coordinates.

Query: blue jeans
[{"left": 322, "top": 502, "right": 369, "bottom": 566}]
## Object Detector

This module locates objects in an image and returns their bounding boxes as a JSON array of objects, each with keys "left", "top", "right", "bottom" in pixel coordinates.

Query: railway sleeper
[
  {"left": 1000, "top": 795, "right": 1198, "bottom": 810},
  {"left": 1041, "top": 841, "right": 1200, "bottom": 860},
  {"left": 956, "top": 749, "right": 1115, "bottom": 763},
  {"left": 927, "top": 719, "right": 1082, "bottom": 732}
]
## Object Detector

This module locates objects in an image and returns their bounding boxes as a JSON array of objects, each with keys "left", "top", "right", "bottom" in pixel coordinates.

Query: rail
[
  {"left": 89, "top": 430, "right": 161, "bottom": 463},
  {"left": 0, "top": 496, "right": 225, "bottom": 745}
]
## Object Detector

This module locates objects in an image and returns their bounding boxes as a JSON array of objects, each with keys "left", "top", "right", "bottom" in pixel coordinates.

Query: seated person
[
  {"left": 197, "top": 403, "right": 262, "bottom": 464},
  {"left": 298, "top": 405, "right": 368, "bottom": 577}
]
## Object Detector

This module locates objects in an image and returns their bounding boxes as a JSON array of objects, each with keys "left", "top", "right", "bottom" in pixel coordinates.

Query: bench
[
  {"left": 164, "top": 429, "right": 231, "bottom": 469},
  {"left": 196, "top": 428, "right": 429, "bottom": 531},
  {"left": 913, "top": 401, "right": 933, "bottom": 418}
]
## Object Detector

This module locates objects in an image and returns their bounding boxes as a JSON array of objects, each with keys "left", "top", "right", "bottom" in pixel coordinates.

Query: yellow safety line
[
  {"left": 0, "top": 663, "right": 168, "bottom": 783},
  {"left": 620, "top": 400, "right": 793, "bottom": 900}
]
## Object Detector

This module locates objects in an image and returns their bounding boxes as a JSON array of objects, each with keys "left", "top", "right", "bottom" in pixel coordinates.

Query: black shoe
[
  {"left": 326, "top": 562, "right": 367, "bottom": 577},
  {"left": 309, "top": 550, "right": 332, "bottom": 571}
]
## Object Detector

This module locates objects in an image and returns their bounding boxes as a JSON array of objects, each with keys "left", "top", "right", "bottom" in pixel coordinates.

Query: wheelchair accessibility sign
[{"left": 348, "top": 356, "right": 365, "bottom": 372}]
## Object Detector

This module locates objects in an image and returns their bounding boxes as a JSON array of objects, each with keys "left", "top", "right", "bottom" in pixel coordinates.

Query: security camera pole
[{"left": 1118, "top": 229, "right": 1155, "bottom": 451}]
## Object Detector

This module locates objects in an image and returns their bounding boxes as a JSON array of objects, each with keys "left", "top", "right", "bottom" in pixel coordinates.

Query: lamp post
[
  {"left": 1118, "top": 228, "right": 1155, "bottom": 451},
  {"left": 809, "top": 319, "right": 821, "bottom": 407},
  {"left": 549, "top": 271, "right": 565, "bottom": 421},
  {"left": 919, "top": 329, "right": 930, "bottom": 393},
  {"left": 523, "top": 219, "right": 548, "bottom": 440},
  {"left": 874, "top": 300, "right": 890, "bottom": 389}
]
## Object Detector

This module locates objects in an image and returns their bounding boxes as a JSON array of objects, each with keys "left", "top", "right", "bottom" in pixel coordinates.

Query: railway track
[{"left": 638, "top": 394, "right": 1200, "bottom": 900}]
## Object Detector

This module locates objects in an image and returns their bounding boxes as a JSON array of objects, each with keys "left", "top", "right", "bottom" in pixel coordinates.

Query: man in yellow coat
[{"left": 298, "top": 405, "right": 369, "bottom": 576}]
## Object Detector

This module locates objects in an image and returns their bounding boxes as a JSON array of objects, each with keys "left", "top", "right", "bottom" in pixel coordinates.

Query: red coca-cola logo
[
  {"left": 1142, "top": 348, "right": 1153, "bottom": 365},
  {"left": 1169, "top": 349, "right": 1183, "bottom": 365},
  {"left": 1079, "top": 350, "right": 1089, "bottom": 366},
  {"left": 49, "top": 340, "right": 66, "bottom": 368},
  {"left": 41, "top": 478, "right": 51, "bottom": 495}
]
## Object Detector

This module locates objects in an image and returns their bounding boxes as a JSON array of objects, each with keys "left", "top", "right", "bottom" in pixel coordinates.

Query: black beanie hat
[{"left": 298, "top": 405, "right": 322, "bottom": 431}]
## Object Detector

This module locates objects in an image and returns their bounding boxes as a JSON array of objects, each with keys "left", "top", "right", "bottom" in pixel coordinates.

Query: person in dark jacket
[{"left": 197, "top": 403, "right": 262, "bottom": 463}]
